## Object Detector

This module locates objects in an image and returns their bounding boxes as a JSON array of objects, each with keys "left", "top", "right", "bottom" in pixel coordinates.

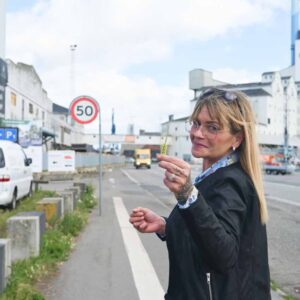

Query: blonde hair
[{"left": 191, "top": 89, "right": 268, "bottom": 224}]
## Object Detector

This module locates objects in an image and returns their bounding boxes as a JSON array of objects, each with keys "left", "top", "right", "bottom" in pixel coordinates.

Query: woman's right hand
[{"left": 129, "top": 207, "right": 166, "bottom": 235}]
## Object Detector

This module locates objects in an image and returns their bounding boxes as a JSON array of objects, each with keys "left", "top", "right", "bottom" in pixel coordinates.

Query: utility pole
[
  {"left": 0, "top": 0, "right": 6, "bottom": 59},
  {"left": 70, "top": 44, "right": 77, "bottom": 100},
  {"left": 284, "top": 92, "right": 289, "bottom": 162}
]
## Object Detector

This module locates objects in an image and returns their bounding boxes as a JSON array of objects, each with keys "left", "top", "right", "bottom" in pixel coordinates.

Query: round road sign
[{"left": 69, "top": 96, "right": 99, "bottom": 124}]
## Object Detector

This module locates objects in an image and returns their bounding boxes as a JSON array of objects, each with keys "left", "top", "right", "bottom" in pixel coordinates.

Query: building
[
  {"left": 52, "top": 103, "right": 85, "bottom": 148},
  {"left": 5, "top": 60, "right": 52, "bottom": 130},
  {"left": 162, "top": 67, "right": 299, "bottom": 161}
]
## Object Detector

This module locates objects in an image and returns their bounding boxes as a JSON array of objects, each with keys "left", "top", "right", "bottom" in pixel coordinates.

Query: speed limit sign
[
  {"left": 69, "top": 95, "right": 99, "bottom": 124},
  {"left": 69, "top": 95, "right": 103, "bottom": 216}
]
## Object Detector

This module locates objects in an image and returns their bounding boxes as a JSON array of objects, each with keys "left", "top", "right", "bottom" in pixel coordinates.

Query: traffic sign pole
[
  {"left": 69, "top": 95, "right": 102, "bottom": 216},
  {"left": 98, "top": 103, "right": 102, "bottom": 216}
]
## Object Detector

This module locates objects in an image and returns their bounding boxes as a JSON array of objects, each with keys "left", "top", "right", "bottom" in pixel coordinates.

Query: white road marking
[
  {"left": 121, "top": 169, "right": 170, "bottom": 209},
  {"left": 267, "top": 196, "right": 300, "bottom": 207},
  {"left": 265, "top": 181, "right": 300, "bottom": 189},
  {"left": 113, "top": 197, "right": 165, "bottom": 300},
  {"left": 109, "top": 178, "right": 115, "bottom": 184}
]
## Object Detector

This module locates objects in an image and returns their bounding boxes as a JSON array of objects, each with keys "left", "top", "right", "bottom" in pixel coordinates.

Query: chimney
[
  {"left": 168, "top": 114, "right": 174, "bottom": 121},
  {"left": 291, "top": 0, "right": 299, "bottom": 65}
]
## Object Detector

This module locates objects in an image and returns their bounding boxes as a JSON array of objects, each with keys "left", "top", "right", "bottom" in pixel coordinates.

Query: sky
[{"left": 5, "top": 0, "right": 290, "bottom": 134}]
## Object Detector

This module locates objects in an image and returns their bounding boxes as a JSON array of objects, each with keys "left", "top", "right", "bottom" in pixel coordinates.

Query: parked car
[{"left": 0, "top": 140, "right": 33, "bottom": 209}]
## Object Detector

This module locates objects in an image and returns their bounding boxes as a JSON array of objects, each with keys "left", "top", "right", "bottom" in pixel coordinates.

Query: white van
[{"left": 0, "top": 140, "right": 33, "bottom": 209}]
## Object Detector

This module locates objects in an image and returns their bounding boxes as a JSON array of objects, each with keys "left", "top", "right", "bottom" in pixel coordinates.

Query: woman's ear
[{"left": 234, "top": 132, "right": 244, "bottom": 149}]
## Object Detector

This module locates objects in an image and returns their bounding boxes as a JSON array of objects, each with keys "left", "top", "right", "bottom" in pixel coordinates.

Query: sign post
[{"left": 69, "top": 95, "right": 102, "bottom": 215}]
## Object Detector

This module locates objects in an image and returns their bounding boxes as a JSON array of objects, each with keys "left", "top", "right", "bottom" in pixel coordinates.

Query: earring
[{"left": 232, "top": 146, "right": 236, "bottom": 151}]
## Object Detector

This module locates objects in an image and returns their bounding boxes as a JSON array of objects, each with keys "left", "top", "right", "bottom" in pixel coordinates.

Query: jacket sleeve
[{"left": 178, "top": 177, "right": 247, "bottom": 274}]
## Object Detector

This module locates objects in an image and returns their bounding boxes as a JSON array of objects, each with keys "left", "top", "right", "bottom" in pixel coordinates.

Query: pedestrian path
[{"left": 38, "top": 173, "right": 285, "bottom": 300}]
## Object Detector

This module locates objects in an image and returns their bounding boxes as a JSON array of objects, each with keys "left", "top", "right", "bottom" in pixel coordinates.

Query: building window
[
  {"left": 175, "top": 127, "right": 178, "bottom": 131},
  {"left": 175, "top": 137, "right": 178, "bottom": 141},
  {"left": 268, "top": 118, "right": 271, "bottom": 124},
  {"left": 175, "top": 152, "right": 178, "bottom": 156},
  {"left": 29, "top": 103, "right": 34, "bottom": 114},
  {"left": 186, "top": 136, "right": 189, "bottom": 141},
  {"left": 11, "top": 92, "right": 17, "bottom": 106},
  {"left": 42, "top": 111, "right": 45, "bottom": 120},
  {"left": 148, "top": 136, "right": 151, "bottom": 139},
  {"left": 36, "top": 108, "right": 39, "bottom": 117}
]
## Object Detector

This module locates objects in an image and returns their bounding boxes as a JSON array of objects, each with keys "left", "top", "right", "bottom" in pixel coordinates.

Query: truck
[
  {"left": 134, "top": 148, "right": 151, "bottom": 169},
  {"left": 261, "top": 153, "right": 295, "bottom": 175}
]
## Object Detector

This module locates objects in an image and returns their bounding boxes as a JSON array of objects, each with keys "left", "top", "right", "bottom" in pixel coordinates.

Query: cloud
[{"left": 5, "top": 0, "right": 287, "bottom": 133}]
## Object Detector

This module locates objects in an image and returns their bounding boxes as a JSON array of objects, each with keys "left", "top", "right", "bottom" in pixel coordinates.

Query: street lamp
[
  {"left": 284, "top": 91, "right": 289, "bottom": 162},
  {"left": 70, "top": 44, "right": 77, "bottom": 100}
]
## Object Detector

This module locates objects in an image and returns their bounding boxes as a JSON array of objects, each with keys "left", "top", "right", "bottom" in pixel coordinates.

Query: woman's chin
[{"left": 191, "top": 147, "right": 206, "bottom": 158}]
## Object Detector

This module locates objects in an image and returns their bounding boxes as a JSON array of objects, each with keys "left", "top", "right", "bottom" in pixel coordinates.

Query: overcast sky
[{"left": 5, "top": 0, "right": 290, "bottom": 134}]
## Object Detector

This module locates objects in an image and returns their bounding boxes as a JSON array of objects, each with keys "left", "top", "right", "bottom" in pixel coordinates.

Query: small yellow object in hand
[{"left": 161, "top": 142, "right": 168, "bottom": 155}]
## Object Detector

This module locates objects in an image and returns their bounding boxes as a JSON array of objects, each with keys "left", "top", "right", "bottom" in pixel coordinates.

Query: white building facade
[
  {"left": 5, "top": 60, "right": 52, "bottom": 130},
  {"left": 163, "top": 68, "right": 299, "bottom": 162},
  {"left": 4, "top": 59, "right": 85, "bottom": 148}
]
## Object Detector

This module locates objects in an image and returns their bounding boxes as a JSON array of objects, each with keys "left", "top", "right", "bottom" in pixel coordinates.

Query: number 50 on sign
[{"left": 69, "top": 96, "right": 99, "bottom": 124}]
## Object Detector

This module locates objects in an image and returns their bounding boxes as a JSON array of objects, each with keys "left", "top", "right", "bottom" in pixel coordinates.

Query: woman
[{"left": 129, "top": 88, "right": 271, "bottom": 300}]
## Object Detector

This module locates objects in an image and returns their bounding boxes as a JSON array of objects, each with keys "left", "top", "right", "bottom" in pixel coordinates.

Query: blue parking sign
[{"left": 0, "top": 127, "right": 19, "bottom": 143}]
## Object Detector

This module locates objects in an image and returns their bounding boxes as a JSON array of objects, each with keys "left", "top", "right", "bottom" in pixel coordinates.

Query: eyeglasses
[{"left": 185, "top": 120, "right": 223, "bottom": 138}]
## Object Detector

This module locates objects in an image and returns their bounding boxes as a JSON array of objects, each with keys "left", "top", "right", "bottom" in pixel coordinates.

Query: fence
[{"left": 42, "top": 152, "right": 125, "bottom": 171}]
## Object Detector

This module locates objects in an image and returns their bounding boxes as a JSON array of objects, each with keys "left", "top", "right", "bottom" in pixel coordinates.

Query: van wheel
[{"left": 8, "top": 191, "right": 17, "bottom": 210}]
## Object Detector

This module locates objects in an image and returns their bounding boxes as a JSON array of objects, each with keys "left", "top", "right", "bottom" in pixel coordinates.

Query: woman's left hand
[{"left": 157, "top": 154, "right": 192, "bottom": 195}]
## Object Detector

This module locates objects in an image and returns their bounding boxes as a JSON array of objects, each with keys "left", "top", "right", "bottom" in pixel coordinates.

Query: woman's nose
[{"left": 191, "top": 126, "right": 205, "bottom": 138}]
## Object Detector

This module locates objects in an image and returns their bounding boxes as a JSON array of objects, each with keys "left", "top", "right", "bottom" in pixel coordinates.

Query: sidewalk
[{"left": 37, "top": 174, "right": 286, "bottom": 300}]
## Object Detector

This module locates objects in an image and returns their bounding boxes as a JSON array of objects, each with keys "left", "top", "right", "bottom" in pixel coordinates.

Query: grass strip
[{"left": 0, "top": 184, "right": 96, "bottom": 300}]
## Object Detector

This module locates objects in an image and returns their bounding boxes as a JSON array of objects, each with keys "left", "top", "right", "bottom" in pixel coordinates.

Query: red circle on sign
[{"left": 70, "top": 96, "right": 99, "bottom": 124}]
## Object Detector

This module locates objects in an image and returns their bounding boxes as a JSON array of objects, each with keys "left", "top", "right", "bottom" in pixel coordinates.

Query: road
[{"left": 38, "top": 164, "right": 300, "bottom": 299}]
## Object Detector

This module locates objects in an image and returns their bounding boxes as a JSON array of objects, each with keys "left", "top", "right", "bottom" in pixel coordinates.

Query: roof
[
  {"left": 161, "top": 116, "right": 189, "bottom": 125},
  {"left": 242, "top": 88, "right": 271, "bottom": 97},
  {"left": 262, "top": 71, "right": 275, "bottom": 75},
  {"left": 193, "top": 82, "right": 270, "bottom": 92},
  {"left": 53, "top": 103, "right": 69, "bottom": 114}
]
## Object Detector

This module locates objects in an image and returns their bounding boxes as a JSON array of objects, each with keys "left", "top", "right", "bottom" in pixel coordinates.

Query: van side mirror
[{"left": 25, "top": 158, "right": 32, "bottom": 166}]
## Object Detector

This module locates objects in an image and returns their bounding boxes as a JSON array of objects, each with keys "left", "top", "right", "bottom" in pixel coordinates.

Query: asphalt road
[{"left": 38, "top": 165, "right": 300, "bottom": 299}]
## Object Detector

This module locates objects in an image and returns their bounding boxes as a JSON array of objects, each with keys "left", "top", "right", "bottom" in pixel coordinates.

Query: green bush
[
  {"left": 14, "top": 284, "right": 45, "bottom": 300},
  {"left": 3, "top": 259, "right": 47, "bottom": 300},
  {"left": 0, "top": 184, "right": 96, "bottom": 299},
  {"left": 58, "top": 211, "right": 87, "bottom": 236},
  {"left": 77, "top": 185, "right": 96, "bottom": 211},
  {"left": 40, "top": 230, "right": 72, "bottom": 262}
]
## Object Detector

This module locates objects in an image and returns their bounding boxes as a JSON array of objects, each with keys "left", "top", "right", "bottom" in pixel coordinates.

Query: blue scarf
[{"left": 194, "top": 151, "right": 239, "bottom": 185}]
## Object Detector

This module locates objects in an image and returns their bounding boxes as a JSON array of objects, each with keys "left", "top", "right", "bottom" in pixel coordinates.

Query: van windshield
[{"left": 0, "top": 148, "right": 5, "bottom": 168}]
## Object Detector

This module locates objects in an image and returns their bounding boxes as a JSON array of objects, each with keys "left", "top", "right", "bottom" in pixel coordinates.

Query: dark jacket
[{"left": 163, "top": 162, "right": 271, "bottom": 300}]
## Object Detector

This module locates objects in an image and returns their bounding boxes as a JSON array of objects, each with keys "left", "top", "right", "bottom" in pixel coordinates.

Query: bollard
[
  {"left": 18, "top": 211, "right": 46, "bottom": 247},
  {"left": 0, "top": 239, "right": 11, "bottom": 293},
  {"left": 73, "top": 182, "right": 86, "bottom": 198},
  {"left": 7, "top": 216, "right": 41, "bottom": 261},
  {"left": 36, "top": 197, "right": 63, "bottom": 222},
  {"left": 57, "top": 191, "right": 75, "bottom": 214}
]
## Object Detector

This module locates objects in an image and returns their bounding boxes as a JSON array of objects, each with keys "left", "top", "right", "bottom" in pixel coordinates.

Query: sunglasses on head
[
  {"left": 200, "top": 88, "right": 237, "bottom": 101},
  {"left": 199, "top": 88, "right": 243, "bottom": 114}
]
